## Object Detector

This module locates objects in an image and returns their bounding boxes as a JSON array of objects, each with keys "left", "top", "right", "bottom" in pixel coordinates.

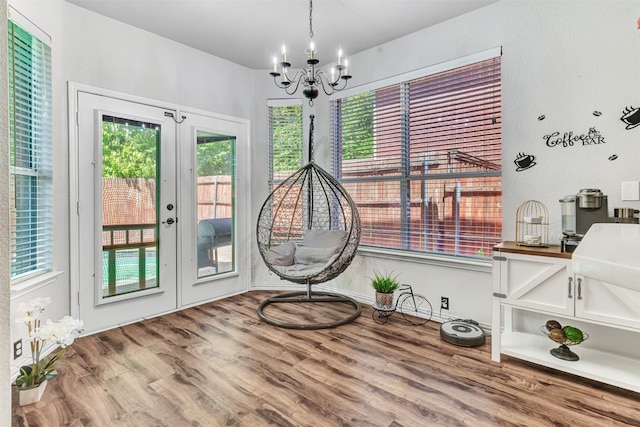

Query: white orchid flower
[{"left": 17, "top": 297, "right": 52, "bottom": 320}]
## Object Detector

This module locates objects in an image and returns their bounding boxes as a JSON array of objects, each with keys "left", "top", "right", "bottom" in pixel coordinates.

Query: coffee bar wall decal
[
  {"left": 620, "top": 106, "right": 640, "bottom": 129},
  {"left": 514, "top": 152, "right": 536, "bottom": 171},
  {"left": 544, "top": 127, "right": 606, "bottom": 148}
]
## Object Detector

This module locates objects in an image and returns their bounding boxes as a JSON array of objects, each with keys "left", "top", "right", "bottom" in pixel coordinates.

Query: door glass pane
[
  {"left": 196, "top": 131, "right": 235, "bottom": 278},
  {"left": 101, "top": 115, "right": 160, "bottom": 298}
]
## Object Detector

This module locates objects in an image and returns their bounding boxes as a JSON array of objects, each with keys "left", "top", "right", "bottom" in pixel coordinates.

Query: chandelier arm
[
  {"left": 284, "top": 71, "right": 306, "bottom": 95},
  {"left": 332, "top": 76, "right": 349, "bottom": 92},
  {"left": 316, "top": 69, "right": 340, "bottom": 86},
  {"left": 272, "top": 74, "right": 291, "bottom": 90},
  {"left": 315, "top": 72, "right": 336, "bottom": 96},
  {"left": 316, "top": 70, "right": 349, "bottom": 94}
]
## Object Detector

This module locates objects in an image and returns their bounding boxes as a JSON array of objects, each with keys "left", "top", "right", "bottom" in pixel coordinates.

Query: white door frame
[{"left": 68, "top": 83, "right": 251, "bottom": 332}]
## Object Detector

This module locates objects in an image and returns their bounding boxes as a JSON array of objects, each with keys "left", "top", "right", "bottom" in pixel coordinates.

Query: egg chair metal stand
[{"left": 256, "top": 115, "right": 361, "bottom": 329}]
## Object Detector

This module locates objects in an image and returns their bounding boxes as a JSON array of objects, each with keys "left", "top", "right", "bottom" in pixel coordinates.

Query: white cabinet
[
  {"left": 492, "top": 242, "right": 640, "bottom": 393},
  {"left": 575, "top": 274, "right": 640, "bottom": 330},
  {"left": 494, "top": 251, "right": 573, "bottom": 315}
]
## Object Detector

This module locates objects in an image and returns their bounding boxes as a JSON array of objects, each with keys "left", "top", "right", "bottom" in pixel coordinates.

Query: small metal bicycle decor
[{"left": 372, "top": 284, "right": 433, "bottom": 325}]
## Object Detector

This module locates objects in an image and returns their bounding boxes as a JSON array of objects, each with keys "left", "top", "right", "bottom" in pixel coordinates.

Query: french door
[
  {"left": 178, "top": 110, "right": 249, "bottom": 306},
  {"left": 73, "top": 88, "right": 249, "bottom": 333},
  {"left": 76, "top": 92, "right": 178, "bottom": 333}
]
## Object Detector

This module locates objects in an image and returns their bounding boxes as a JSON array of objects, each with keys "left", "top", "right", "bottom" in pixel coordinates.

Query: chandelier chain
[{"left": 309, "top": 0, "right": 314, "bottom": 41}]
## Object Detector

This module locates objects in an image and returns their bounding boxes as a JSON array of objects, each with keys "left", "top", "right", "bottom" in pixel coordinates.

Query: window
[
  {"left": 268, "top": 100, "right": 303, "bottom": 191},
  {"left": 8, "top": 13, "right": 53, "bottom": 281},
  {"left": 331, "top": 52, "right": 501, "bottom": 259}
]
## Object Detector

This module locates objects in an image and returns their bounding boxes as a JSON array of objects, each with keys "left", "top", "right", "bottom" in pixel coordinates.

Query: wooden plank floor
[{"left": 12, "top": 291, "right": 640, "bottom": 426}]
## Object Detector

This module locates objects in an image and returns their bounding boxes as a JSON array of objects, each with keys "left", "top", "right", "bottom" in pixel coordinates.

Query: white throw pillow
[
  {"left": 265, "top": 241, "right": 296, "bottom": 266},
  {"left": 303, "top": 229, "right": 348, "bottom": 249},
  {"left": 294, "top": 246, "right": 337, "bottom": 265}
]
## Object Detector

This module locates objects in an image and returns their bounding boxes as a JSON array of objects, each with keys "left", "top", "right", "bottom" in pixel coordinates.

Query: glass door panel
[
  {"left": 101, "top": 115, "right": 160, "bottom": 298},
  {"left": 196, "top": 131, "right": 236, "bottom": 279}
]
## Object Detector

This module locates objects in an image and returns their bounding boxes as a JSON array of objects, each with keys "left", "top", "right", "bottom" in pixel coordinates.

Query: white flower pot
[
  {"left": 19, "top": 380, "right": 48, "bottom": 406},
  {"left": 375, "top": 291, "right": 395, "bottom": 311}
]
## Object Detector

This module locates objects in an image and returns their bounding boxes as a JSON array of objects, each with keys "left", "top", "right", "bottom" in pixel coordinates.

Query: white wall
[
  {"left": 250, "top": 0, "right": 640, "bottom": 326},
  {"left": 1, "top": 0, "right": 11, "bottom": 422},
  {"left": 7, "top": 0, "right": 254, "bottom": 373}
]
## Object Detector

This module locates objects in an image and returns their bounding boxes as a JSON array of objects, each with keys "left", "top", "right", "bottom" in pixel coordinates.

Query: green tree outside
[
  {"left": 340, "top": 92, "right": 374, "bottom": 160},
  {"left": 272, "top": 105, "right": 303, "bottom": 173},
  {"left": 102, "top": 122, "right": 235, "bottom": 178},
  {"left": 102, "top": 121, "right": 158, "bottom": 179}
]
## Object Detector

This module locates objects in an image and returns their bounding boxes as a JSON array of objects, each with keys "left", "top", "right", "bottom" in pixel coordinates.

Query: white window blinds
[
  {"left": 8, "top": 15, "right": 54, "bottom": 280},
  {"left": 332, "top": 56, "right": 501, "bottom": 258},
  {"left": 268, "top": 101, "right": 303, "bottom": 190}
]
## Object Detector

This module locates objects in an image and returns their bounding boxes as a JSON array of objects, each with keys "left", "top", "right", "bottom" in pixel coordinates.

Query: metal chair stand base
[{"left": 257, "top": 287, "right": 362, "bottom": 330}]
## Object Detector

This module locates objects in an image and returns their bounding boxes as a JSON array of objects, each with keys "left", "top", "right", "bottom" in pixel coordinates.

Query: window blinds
[
  {"left": 9, "top": 18, "right": 54, "bottom": 280},
  {"left": 332, "top": 57, "right": 501, "bottom": 258}
]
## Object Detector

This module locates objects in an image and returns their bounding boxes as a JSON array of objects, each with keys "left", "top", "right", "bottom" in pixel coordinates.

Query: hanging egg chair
[{"left": 256, "top": 115, "right": 361, "bottom": 329}]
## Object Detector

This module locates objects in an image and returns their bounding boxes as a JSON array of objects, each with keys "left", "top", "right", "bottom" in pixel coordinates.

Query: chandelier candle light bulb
[{"left": 309, "top": 40, "right": 315, "bottom": 59}]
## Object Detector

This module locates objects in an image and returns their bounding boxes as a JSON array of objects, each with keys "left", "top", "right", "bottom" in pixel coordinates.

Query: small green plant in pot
[{"left": 371, "top": 270, "right": 400, "bottom": 310}]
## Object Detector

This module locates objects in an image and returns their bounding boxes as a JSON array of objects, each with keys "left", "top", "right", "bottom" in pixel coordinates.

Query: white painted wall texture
[{"left": 1, "top": 0, "right": 11, "bottom": 421}]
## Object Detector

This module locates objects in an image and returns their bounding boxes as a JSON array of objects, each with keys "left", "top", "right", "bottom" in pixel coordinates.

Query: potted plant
[
  {"left": 14, "top": 297, "right": 84, "bottom": 406},
  {"left": 370, "top": 270, "right": 400, "bottom": 310}
]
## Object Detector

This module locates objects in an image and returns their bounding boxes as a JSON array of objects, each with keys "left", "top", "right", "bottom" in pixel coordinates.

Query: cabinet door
[
  {"left": 497, "top": 252, "right": 573, "bottom": 315},
  {"left": 575, "top": 275, "right": 640, "bottom": 329}
]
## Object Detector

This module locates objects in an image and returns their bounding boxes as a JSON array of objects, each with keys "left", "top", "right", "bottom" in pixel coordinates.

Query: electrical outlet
[
  {"left": 441, "top": 297, "right": 450, "bottom": 310},
  {"left": 14, "top": 339, "right": 22, "bottom": 359}
]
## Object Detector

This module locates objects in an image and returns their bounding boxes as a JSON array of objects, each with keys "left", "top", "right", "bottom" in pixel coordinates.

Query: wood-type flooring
[{"left": 11, "top": 291, "right": 640, "bottom": 426}]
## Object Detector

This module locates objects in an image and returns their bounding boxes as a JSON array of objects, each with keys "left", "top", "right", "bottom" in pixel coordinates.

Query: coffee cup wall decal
[
  {"left": 514, "top": 152, "right": 536, "bottom": 171},
  {"left": 620, "top": 106, "right": 640, "bottom": 130}
]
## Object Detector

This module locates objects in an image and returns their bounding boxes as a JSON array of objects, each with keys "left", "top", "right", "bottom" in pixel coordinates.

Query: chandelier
[{"left": 269, "top": 0, "right": 351, "bottom": 105}]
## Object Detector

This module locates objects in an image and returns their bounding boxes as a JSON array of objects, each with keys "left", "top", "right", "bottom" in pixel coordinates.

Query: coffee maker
[{"left": 559, "top": 189, "right": 608, "bottom": 252}]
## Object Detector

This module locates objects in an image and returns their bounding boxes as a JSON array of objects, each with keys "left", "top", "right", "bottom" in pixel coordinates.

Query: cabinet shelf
[{"left": 501, "top": 331, "right": 640, "bottom": 393}]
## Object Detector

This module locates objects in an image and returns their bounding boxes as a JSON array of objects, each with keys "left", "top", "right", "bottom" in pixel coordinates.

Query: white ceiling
[{"left": 65, "top": 0, "right": 499, "bottom": 70}]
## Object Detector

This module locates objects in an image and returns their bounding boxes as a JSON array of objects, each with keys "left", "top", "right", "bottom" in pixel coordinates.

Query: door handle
[
  {"left": 163, "top": 218, "right": 175, "bottom": 225},
  {"left": 567, "top": 277, "right": 573, "bottom": 298},
  {"left": 577, "top": 277, "right": 582, "bottom": 300}
]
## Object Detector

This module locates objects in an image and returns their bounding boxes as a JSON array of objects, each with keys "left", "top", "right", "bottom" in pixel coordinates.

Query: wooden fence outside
[
  {"left": 102, "top": 169, "right": 500, "bottom": 257},
  {"left": 101, "top": 177, "right": 232, "bottom": 247}
]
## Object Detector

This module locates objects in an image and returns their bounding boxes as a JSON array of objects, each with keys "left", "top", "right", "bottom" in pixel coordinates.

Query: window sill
[
  {"left": 356, "top": 246, "right": 492, "bottom": 273},
  {"left": 11, "top": 270, "right": 64, "bottom": 299}
]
